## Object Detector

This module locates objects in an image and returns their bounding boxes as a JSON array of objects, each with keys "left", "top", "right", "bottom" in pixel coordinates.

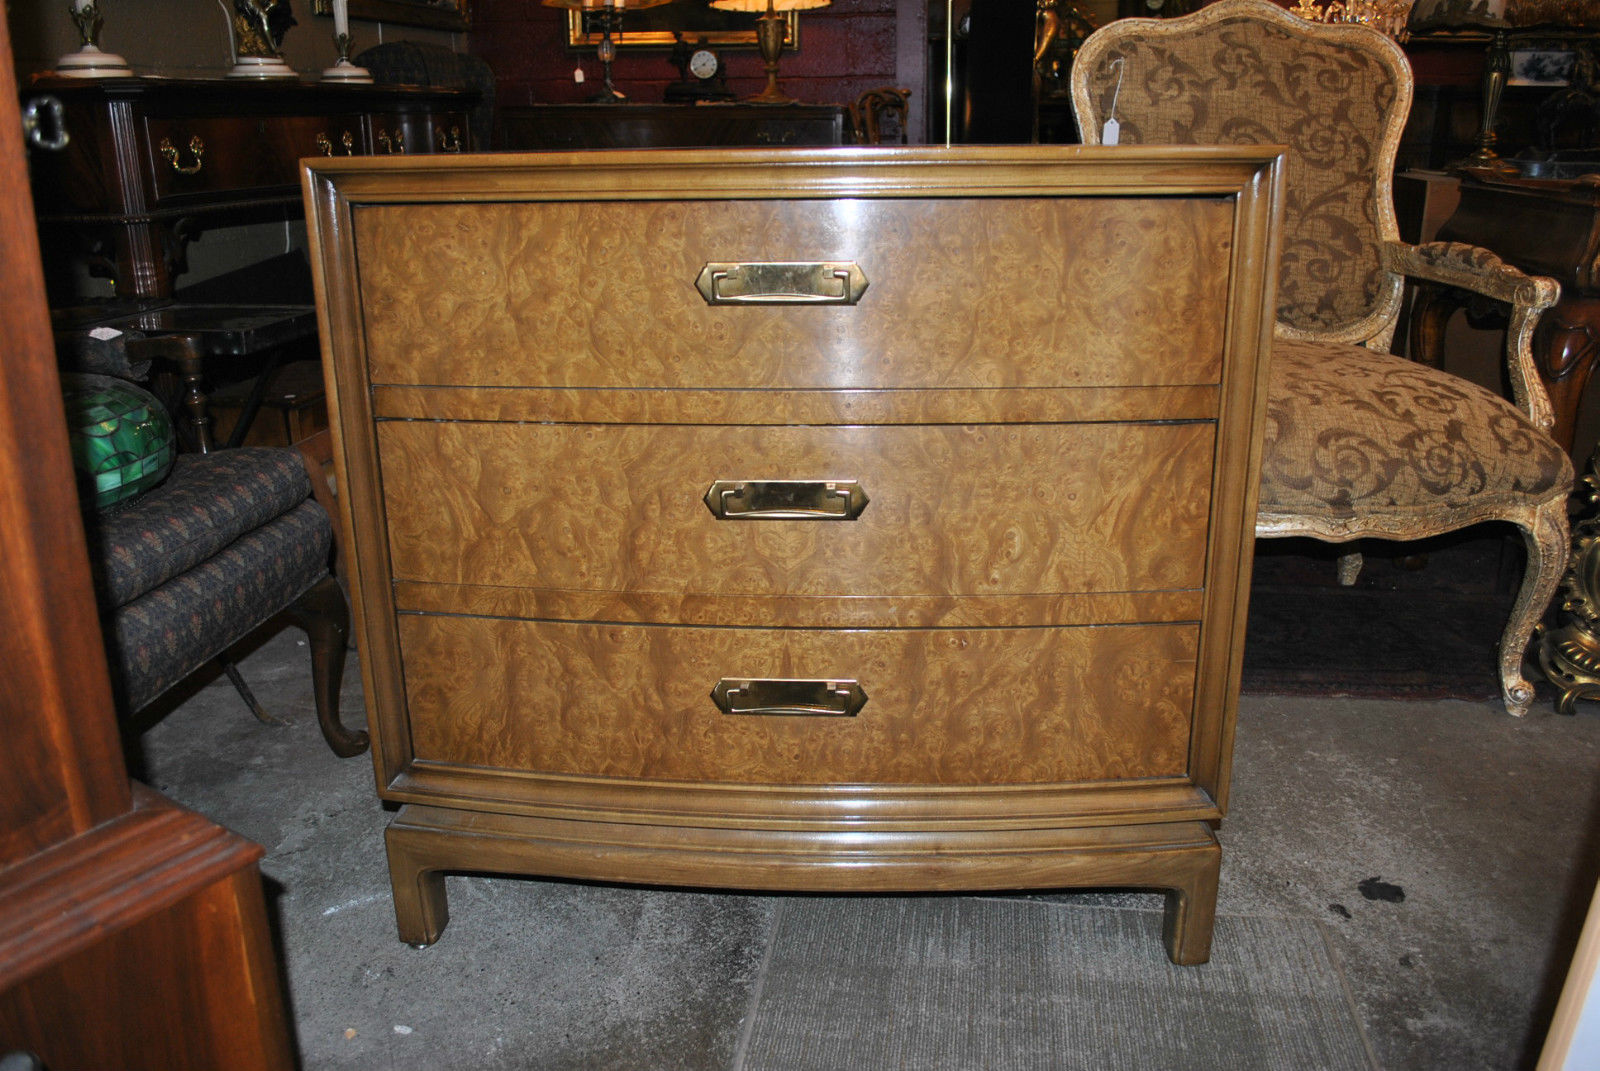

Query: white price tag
[{"left": 1102, "top": 118, "right": 1120, "bottom": 146}]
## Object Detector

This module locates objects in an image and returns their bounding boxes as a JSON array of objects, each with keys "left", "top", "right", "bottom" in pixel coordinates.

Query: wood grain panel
[
  {"left": 353, "top": 196, "right": 1233, "bottom": 391},
  {"left": 399, "top": 615, "right": 1198, "bottom": 786},
  {"left": 376, "top": 420, "right": 1215, "bottom": 599}
]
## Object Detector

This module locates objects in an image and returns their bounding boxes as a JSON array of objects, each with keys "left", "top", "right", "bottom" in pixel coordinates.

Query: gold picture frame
[
  {"left": 312, "top": 0, "right": 469, "bottom": 33},
  {"left": 564, "top": 2, "right": 798, "bottom": 49}
]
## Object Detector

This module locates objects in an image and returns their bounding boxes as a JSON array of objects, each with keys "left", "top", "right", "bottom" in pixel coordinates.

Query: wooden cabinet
[
  {"left": 23, "top": 76, "right": 478, "bottom": 299},
  {"left": 0, "top": 24, "right": 293, "bottom": 1068},
  {"left": 303, "top": 146, "right": 1283, "bottom": 965},
  {"left": 496, "top": 103, "right": 849, "bottom": 150}
]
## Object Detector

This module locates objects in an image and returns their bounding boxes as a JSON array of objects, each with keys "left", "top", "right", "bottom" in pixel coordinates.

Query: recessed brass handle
[
  {"left": 696, "top": 261, "right": 868, "bottom": 306},
  {"left": 711, "top": 678, "right": 867, "bottom": 717},
  {"left": 158, "top": 135, "right": 204, "bottom": 175},
  {"left": 703, "top": 480, "right": 868, "bottom": 521}
]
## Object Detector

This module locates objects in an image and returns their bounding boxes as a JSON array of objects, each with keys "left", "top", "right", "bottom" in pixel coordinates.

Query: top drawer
[{"left": 352, "top": 195, "right": 1235, "bottom": 391}]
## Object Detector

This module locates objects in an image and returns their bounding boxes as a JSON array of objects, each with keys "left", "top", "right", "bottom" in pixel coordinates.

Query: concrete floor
[{"left": 130, "top": 630, "right": 1600, "bottom": 1071}]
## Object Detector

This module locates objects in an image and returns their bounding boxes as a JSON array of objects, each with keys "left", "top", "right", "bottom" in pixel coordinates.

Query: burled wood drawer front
[
  {"left": 376, "top": 418, "right": 1215, "bottom": 602},
  {"left": 399, "top": 614, "right": 1198, "bottom": 786},
  {"left": 145, "top": 114, "right": 367, "bottom": 203},
  {"left": 353, "top": 196, "right": 1234, "bottom": 391}
]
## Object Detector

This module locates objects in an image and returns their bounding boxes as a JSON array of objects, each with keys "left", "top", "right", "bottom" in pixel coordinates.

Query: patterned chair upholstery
[
  {"left": 85, "top": 440, "right": 367, "bottom": 756},
  {"left": 1071, "top": 0, "right": 1572, "bottom": 715}
]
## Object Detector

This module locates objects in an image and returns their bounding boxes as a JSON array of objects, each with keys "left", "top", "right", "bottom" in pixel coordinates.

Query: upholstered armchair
[{"left": 1070, "top": 0, "right": 1573, "bottom": 715}]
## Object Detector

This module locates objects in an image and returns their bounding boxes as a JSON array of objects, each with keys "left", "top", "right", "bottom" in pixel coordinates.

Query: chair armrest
[
  {"left": 1381, "top": 240, "right": 1559, "bottom": 308},
  {"left": 294, "top": 429, "right": 345, "bottom": 572},
  {"left": 1381, "top": 239, "right": 1563, "bottom": 434}
]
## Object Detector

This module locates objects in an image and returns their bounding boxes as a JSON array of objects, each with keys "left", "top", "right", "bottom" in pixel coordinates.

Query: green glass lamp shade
[{"left": 60, "top": 372, "right": 175, "bottom": 511}]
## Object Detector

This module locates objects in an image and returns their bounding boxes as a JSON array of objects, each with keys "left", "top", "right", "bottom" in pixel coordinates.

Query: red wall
[{"left": 471, "top": 0, "right": 901, "bottom": 111}]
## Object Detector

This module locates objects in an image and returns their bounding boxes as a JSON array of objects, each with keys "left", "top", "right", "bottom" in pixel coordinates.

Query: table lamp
[
  {"left": 544, "top": 0, "right": 672, "bottom": 103},
  {"left": 1409, "top": 0, "right": 1517, "bottom": 174},
  {"left": 708, "top": 0, "right": 830, "bottom": 105}
]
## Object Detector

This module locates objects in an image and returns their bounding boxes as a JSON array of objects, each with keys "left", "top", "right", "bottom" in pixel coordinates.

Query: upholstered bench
[{"left": 86, "top": 444, "right": 365, "bottom": 756}]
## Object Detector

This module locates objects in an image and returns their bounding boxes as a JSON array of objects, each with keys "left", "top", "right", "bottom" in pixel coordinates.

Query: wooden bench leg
[{"left": 285, "top": 574, "right": 365, "bottom": 757}]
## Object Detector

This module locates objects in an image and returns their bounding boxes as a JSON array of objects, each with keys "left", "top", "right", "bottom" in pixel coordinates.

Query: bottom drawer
[{"left": 399, "top": 615, "right": 1199, "bottom": 786}]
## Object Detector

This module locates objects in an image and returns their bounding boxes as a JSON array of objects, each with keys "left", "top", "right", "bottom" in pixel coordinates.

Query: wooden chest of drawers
[{"left": 303, "top": 146, "right": 1283, "bottom": 964}]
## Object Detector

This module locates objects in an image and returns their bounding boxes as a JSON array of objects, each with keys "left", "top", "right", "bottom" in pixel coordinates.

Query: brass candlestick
[
  {"left": 56, "top": 0, "right": 133, "bottom": 78},
  {"left": 323, "top": 31, "right": 373, "bottom": 82}
]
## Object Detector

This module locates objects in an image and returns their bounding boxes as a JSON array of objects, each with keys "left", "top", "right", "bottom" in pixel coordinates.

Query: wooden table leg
[{"left": 1535, "top": 296, "right": 1600, "bottom": 457}]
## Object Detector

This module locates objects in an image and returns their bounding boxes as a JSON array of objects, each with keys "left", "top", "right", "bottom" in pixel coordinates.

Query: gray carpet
[{"left": 738, "top": 897, "right": 1376, "bottom": 1071}]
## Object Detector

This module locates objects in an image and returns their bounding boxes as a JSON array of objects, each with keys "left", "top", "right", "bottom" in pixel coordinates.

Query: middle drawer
[{"left": 376, "top": 418, "right": 1215, "bottom": 601}]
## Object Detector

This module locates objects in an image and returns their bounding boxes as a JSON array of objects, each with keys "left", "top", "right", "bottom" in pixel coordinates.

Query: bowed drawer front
[{"left": 305, "top": 147, "right": 1282, "bottom": 966}]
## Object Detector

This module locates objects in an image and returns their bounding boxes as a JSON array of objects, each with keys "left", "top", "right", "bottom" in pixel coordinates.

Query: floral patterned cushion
[
  {"left": 1076, "top": 9, "right": 1404, "bottom": 336},
  {"left": 1259, "top": 338, "right": 1573, "bottom": 524}
]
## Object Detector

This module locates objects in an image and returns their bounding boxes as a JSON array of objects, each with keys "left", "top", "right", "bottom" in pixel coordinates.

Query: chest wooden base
[{"left": 385, "top": 805, "right": 1222, "bottom": 964}]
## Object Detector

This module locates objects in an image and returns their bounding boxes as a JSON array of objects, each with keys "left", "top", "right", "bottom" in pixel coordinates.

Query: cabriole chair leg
[{"left": 286, "top": 574, "right": 366, "bottom": 756}]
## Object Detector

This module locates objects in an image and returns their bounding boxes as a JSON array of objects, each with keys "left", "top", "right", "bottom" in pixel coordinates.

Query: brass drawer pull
[
  {"left": 703, "top": 479, "right": 868, "bottom": 521},
  {"left": 158, "top": 135, "right": 204, "bottom": 175},
  {"left": 711, "top": 678, "right": 867, "bottom": 718},
  {"left": 316, "top": 131, "right": 356, "bottom": 156},
  {"left": 695, "top": 261, "right": 868, "bottom": 306}
]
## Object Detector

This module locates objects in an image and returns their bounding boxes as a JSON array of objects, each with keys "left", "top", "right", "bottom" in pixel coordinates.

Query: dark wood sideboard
[
  {"left": 1413, "top": 172, "right": 1600, "bottom": 455},
  {"left": 497, "top": 102, "right": 851, "bottom": 151},
  {"left": 25, "top": 76, "right": 480, "bottom": 300}
]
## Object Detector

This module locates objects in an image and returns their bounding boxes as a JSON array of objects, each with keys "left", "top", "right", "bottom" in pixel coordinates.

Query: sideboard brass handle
[
  {"left": 696, "top": 261, "right": 868, "bottom": 306},
  {"left": 703, "top": 479, "right": 868, "bottom": 521},
  {"left": 316, "top": 131, "right": 357, "bottom": 157},
  {"left": 158, "top": 135, "right": 204, "bottom": 175},
  {"left": 711, "top": 678, "right": 867, "bottom": 717}
]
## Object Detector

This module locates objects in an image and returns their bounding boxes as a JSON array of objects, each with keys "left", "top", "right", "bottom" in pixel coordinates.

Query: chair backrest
[
  {"left": 850, "top": 88, "right": 912, "bottom": 145},
  {"left": 1071, "top": 0, "right": 1411, "bottom": 344}
]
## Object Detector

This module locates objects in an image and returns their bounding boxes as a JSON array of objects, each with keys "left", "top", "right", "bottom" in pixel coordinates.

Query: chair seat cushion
[
  {"left": 108, "top": 499, "right": 333, "bottom": 712},
  {"left": 90, "top": 447, "right": 312, "bottom": 608},
  {"left": 1259, "top": 338, "right": 1573, "bottom": 528}
]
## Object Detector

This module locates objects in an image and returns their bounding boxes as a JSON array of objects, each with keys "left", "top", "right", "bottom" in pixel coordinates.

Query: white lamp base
[
  {"left": 322, "top": 59, "right": 373, "bottom": 83},
  {"left": 226, "top": 55, "right": 299, "bottom": 80},
  {"left": 55, "top": 45, "right": 132, "bottom": 78}
]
